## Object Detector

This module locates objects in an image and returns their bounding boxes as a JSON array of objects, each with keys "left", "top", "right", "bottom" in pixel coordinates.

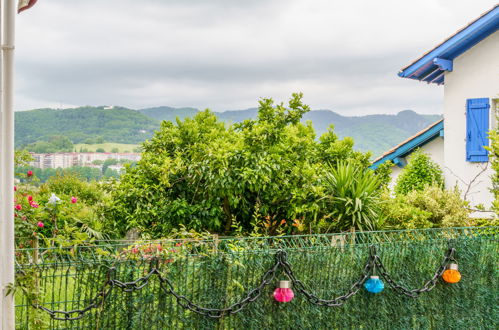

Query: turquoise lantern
[{"left": 364, "top": 275, "right": 384, "bottom": 293}]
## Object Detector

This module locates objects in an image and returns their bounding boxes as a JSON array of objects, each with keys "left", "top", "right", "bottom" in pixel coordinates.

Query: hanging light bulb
[
  {"left": 442, "top": 263, "right": 461, "bottom": 283},
  {"left": 364, "top": 275, "right": 384, "bottom": 293},
  {"left": 274, "top": 280, "right": 294, "bottom": 302}
]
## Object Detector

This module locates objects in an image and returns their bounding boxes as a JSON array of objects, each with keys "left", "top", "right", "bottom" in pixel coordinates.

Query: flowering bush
[{"left": 14, "top": 171, "right": 108, "bottom": 248}]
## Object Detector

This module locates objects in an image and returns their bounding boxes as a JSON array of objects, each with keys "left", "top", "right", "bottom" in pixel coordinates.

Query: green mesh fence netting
[{"left": 14, "top": 227, "right": 499, "bottom": 329}]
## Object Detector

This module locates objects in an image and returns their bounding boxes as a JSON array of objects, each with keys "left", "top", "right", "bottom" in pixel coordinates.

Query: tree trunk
[{"left": 223, "top": 196, "right": 232, "bottom": 233}]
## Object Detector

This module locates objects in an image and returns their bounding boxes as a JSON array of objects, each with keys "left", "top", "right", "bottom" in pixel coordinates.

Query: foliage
[
  {"left": 321, "top": 162, "right": 382, "bottom": 231},
  {"left": 373, "top": 160, "right": 393, "bottom": 188},
  {"left": 15, "top": 149, "right": 33, "bottom": 167},
  {"left": 74, "top": 143, "right": 138, "bottom": 153},
  {"left": 486, "top": 108, "right": 499, "bottom": 215},
  {"left": 15, "top": 165, "right": 122, "bottom": 183},
  {"left": 381, "top": 185, "right": 471, "bottom": 229},
  {"left": 24, "top": 135, "right": 73, "bottom": 153},
  {"left": 394, "top": 149, "right": 444, "bottom": 195},
  {"left": 107, "top": 94, "right": 373, "bottom": 238}
]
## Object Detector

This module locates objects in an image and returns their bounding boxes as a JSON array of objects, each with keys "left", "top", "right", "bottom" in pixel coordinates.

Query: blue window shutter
[{"left": 466, "top": 98, "right": 490, "bottom": 162}]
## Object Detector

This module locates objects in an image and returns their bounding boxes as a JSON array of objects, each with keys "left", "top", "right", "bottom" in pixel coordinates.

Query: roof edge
[
  {"left": 370, "top": 119, "right": 444, "bottom": 169},
  {"left": 398, "top": 5, "right": 499, "bottom": 83}
]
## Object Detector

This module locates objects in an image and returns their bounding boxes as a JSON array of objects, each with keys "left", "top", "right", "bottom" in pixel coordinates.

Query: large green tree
[{"left": 107, "top": 94, "right": 371, "bottom": 237}]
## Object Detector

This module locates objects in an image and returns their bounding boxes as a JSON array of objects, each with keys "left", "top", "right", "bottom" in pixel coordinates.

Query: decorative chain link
[
  {"left": 31, "top": 271, "right": 115, "bottom": 321},
  {"left": 374, "top": 247, "right": 456, "bottom": 298},
  {"left": 278, "top": 251, "right": 373, "bottom": 306},
  {"left": 25, "top": 246, "right": 456, "bottom": 320},
  {"left": 157, "top": 258, "right": 280, "bottom": 318}
]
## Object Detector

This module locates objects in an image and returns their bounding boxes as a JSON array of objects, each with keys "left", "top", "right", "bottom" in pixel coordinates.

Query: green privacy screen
[{"left": 15, "top": 227, "right": 498, "bottom": 329}]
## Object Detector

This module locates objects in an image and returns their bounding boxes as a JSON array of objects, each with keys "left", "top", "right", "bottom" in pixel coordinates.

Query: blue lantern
[{"left": 364, "top": 275, "right": 384, "bottom": 293}]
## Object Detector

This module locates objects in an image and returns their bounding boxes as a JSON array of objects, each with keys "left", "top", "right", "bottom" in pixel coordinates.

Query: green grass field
[{"left": 73, "top": 143, "right": 139, "bottom": 153}]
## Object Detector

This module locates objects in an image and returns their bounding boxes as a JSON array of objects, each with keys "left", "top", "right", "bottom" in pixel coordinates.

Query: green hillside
[
  {"left": 14, "top": 105, "right": 441, "bottom": 157},
  {"left": 15, "top": 106, "right": 158, "bottom": 147}
]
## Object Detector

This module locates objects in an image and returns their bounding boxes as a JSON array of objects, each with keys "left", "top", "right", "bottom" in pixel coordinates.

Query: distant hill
[
  {"left": 14, "top": 105, "right": 441, "bottom": 157},
  {"left": 15, "top": 106, "right": 158, "bottom": 147},
  {"left": 136, "top": 106, "right": 440, "bottom": 156}
]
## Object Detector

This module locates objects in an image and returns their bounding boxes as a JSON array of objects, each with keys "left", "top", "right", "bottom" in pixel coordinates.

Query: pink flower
[
  {"left": 27, "top": 170, "right": 33, "bottom": 177},
  {"left": 30, "top": 202, "right": 39, "bottom": 208},
  {"left": 131, "top": 247, "right": 139, "bottom": 254},
  {"left": 15, "top": 204, "right": 22, "bottom": 210},
  {"left": 71, "top": 196, "right": 77, "bottom": 204},
  {"left": 37, "top": 221, "right": 44, "bottom": 228},
  {"left": 27, "top": 195, "right": 33, "bottom": 202}
]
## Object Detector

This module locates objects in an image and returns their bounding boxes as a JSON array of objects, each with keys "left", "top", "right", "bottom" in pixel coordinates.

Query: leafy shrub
[
  {"left": 381, "top": 185, "right": 471, "bottom": 229},
  {"left": 42, "top": 173, "right": 104, "bottom": 204},
  {"left": 395, "top": 149, "right": 444, "bottom": 195},
  {"left": 108, "top": 94, "right": 373, "bottom": 238}
]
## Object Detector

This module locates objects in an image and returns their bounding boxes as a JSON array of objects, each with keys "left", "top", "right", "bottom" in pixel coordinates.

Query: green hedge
[{"left": 15, "top": 227, "right": 498, "bottom": 329}]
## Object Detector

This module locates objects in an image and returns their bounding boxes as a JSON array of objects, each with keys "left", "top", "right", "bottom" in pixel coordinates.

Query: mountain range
[
  {"left": 14, "top": 106, "right": 441, "bottom": 157},
  {"left": 138, "top": 106, "right": 441, "bottom": 156}
]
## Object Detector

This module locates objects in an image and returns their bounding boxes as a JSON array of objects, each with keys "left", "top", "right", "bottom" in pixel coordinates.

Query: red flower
[
  {"left": 27, "top": 195, "right": 33, "bottom": 202},
  {"left": 15, "top": 204, "right": 22, "bottom": 210},
  {"left": 14, "top": 186, "right": 17, "bottom": 191},
  {"left": 27, "top": 170, "right": 33, "bottom": 177},
  {"left": 37, "top": 221, "right": 44, "bottom": 228},
  {"left": 71, "top": 196, "right": 77, "bottom": 204}
]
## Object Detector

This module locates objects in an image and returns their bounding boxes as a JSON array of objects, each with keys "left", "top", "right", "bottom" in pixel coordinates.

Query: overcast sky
[{"left": 14, "top": 0, "right": 495, "bottom": 115}]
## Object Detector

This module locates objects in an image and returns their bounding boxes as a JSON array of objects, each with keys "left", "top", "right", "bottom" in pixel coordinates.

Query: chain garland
[
  {"left": 22, "top": 246, "right": 457, "bottom": 320},
  {"left": 374, "top": 246, "right": 457, "bottom": 298}
]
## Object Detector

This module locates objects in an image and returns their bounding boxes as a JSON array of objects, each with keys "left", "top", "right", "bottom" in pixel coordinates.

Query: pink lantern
[{"left": 273, "top": 280, "right": 294, "bottom": 303}]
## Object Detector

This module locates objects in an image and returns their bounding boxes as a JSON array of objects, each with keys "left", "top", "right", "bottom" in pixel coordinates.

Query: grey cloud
[{"left": 13, "top": 0, "right": 494, "bottom": 114}]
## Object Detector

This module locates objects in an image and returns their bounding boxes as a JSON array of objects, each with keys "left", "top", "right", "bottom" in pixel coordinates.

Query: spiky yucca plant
[{"left": 323, "top": 162, "right": 382, "bottom": 231}]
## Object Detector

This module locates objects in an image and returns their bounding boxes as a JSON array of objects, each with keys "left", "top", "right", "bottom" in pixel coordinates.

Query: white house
[{"left": 371, "top": 5, "right": 499, "bottom": 211}]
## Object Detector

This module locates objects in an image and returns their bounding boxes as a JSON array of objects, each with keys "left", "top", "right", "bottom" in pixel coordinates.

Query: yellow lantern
[{"left": 442, "top": 263, "right": 461, "bottom": 283}]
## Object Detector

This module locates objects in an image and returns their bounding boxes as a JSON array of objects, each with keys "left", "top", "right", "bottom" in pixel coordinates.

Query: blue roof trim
[
  {"left": 370, "top": 120, "right": 444, "bottom": 170},
  {"left": 398, "top": 5, "right": 499, "bottom": 85}
]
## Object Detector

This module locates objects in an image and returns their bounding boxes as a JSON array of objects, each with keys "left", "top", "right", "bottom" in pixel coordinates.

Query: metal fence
[{"left": 14, "top": 227, "right": 499, "bottom": 329}]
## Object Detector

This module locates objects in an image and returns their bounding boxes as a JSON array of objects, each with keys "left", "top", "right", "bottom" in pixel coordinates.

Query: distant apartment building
[{"left": 29, "top": 152, "right": 141, "bottom": 169}]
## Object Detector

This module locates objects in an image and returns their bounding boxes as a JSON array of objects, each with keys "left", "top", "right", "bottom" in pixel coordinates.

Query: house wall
[
  {"left": 387, "top": 137, "right": 444, "bottom": 191},
  {"left": 443, "top": 31, "right": 499, "bottom": 210}
]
